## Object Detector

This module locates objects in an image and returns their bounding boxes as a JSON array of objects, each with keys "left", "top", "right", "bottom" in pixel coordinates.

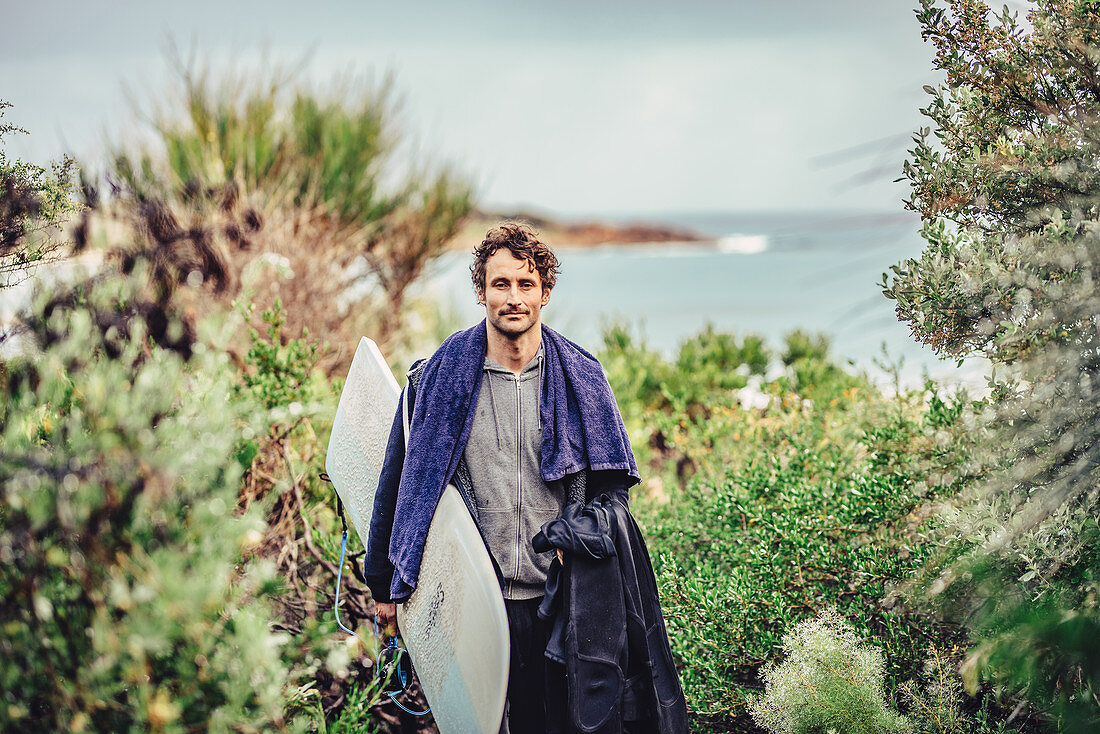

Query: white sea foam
[{"left": 717, "top": 233, "right": 768, "bottom": 254}]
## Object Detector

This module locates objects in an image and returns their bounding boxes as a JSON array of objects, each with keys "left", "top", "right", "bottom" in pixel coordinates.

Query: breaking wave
[{"left": 717, "top": 234, "right": 768, "bottom": 254}]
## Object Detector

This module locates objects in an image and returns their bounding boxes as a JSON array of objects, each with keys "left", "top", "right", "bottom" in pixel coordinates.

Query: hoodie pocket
[{"left": 474, "top": 506, "right": 516, "bottom": 575}]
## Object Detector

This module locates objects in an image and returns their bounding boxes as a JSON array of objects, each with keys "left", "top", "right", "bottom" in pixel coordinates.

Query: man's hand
[
  {"left": 557, "top": 549, "right": 564, "bottom": 565},
  {"left": 375, "top": 601, "right": 398, "bottom": 632}
]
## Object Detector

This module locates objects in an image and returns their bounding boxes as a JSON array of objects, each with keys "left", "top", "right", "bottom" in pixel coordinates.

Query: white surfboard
[{"left": 325, "top": 337, "right": 509, "bottom": 734}]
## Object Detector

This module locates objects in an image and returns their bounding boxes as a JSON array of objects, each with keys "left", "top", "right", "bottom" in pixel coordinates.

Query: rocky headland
[{"left": 448, "top": 209, "right": 713, "bottom": 250}]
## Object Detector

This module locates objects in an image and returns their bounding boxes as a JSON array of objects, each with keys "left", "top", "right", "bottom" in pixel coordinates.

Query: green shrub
[
  {"left": 748, "top": 609, "right": 912, "bottom": 734},
  {"left": 601, "top": 323, "right": 769, "bottom": 412},
  {"left": 0, "top": 100, "right": 79, "bottom": 286},
  {"left": 237, "top": 297, "right": 321, "bottom": 410},
  {"left": 601, "top": 324, "right": 990, "bottom": 730},
  {"left": 600, "top": 323, "right": 777, "bottom": 484},
  {"left": 780, "top": 329, "right": 831, "bottom": 366},
  {"left": 883, "top": 0, "right": 1100, "bottom": 724},
  {"left": 676, "top": 324, "right": 769, "bottom": 385},
  {"left": 114, "top": 60, "right": 396, "bottom": 226},
  {"left": 774, "top": 330, "right": 864, "bottom": 402},
  {"left": 646, "top": 401, "right": 947, "bottom": 726},
  {"left": 0, "top": 277, "right": 296, "bottom": 731}
]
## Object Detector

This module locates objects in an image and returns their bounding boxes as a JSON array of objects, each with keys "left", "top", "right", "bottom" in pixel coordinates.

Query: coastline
[
  {"left": 429, "top": 209, "right": 987, "bottom": 391},
  {"left": 446, "top": 209, "right": 715, "bottom": 250}
]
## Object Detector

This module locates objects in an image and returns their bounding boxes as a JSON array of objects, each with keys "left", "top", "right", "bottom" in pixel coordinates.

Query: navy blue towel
[{"left": 386, "top": 320, "right": 638, "bottom": 600}]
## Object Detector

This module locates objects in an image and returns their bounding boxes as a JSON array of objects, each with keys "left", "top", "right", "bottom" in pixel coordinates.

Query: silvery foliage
[
  {"left": 884, "top": 0, "right": 1100, "bottom": 585},
  {"left": 748, "top": 609, "right": 912, "bottom": 734}
]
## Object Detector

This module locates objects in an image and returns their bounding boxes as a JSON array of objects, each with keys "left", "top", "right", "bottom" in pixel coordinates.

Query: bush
[
  {"left": 644, "top": 391, "right": 950, "bottom": 727},
  {"left": 601, "top": 323, "right": 769, "bottom": 411},
  {"left": 748, "top": 609, "right": 912, "bottom": 734},
  {"left": 898, "top": 652, "right": 973, "bottom": 734},
  {"left": 884, "top": 0, "right": 1100, "bottom": 724},
  {"left": 104, "top": 53, "right": 473, "bottom": 363},
  {"left": 0, "top": 276, "right": 296, "bottom": 731},
  {"left": 775, "top": 330, "right": 864, "bottom": 401},
  {"left": 780, "top": 328, "right": 831, "bottom": 366},
  {"left": 600, "top": 323, "right": 775, "bottom": 484},
  {"left": 601, "top": 324, "right": 993, "bottom": 731},
  {"left": 0, "top": 64, "right": 436, "bottom": 732},
  {"left": 0, "top": 100, "right": 78, "bottom": 287}
]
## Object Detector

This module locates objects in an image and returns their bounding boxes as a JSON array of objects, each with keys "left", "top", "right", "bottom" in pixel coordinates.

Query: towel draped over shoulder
[{"left": 386, "top": 320, "right": 639, "bottom": 601}]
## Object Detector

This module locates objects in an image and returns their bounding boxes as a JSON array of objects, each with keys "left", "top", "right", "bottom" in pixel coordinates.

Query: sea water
[{"left": 427, "top": 210, "right": 986, "bottom": 389}]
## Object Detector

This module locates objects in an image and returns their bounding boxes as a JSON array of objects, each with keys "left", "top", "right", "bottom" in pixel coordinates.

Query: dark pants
[{"left": 503, "top": 597, "right": 551, "bottom": 734}]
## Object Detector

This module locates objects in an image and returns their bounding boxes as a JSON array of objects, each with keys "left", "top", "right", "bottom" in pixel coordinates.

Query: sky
[{"left": 0, "top": 1, "right": 998, "bottom": 217}]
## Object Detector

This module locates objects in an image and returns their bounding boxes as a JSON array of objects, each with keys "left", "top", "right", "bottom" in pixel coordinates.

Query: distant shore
[{"left": 447, "top": 210, "right": 715, "bottom": 250}]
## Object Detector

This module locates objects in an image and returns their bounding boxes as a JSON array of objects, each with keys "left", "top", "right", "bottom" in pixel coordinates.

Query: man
[{"left": 363, "top": 222, "right": 640, "bottom": 733}]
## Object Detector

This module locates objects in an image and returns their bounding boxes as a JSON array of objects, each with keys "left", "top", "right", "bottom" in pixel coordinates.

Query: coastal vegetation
[
  {"left": 100, "top": 52, "right": 472, "bottom": 371},
  {"left": 886, "top": 0, "right": 1100, "bottom": 729},
  {"left": 600, "top": 326, "right": 1012, "bottom": 732},
  {"left": 0, "top": 101, "right": 78, "bottom": 287},
  {"left": 3, "top": 0, "right": 1100, "bottom": 731}
]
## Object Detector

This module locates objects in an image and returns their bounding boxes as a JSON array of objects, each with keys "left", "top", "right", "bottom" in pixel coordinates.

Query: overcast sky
[{"left": 3, "top": 1, "right": 963, "bottom": 216}]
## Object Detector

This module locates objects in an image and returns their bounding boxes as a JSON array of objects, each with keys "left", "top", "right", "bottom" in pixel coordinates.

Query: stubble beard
[{"left": 490, "top": 309, "right": 536, "bottom": 339}]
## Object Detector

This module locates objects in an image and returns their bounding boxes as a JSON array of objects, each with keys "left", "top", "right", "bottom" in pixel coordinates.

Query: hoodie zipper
[{"left": 513, "top": 373, "right": 522, "bottom": 592}]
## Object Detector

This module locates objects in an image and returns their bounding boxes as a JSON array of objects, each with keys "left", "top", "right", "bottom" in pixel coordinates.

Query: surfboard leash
[{"left": 320, "top": 472, "right": 431, "bottom": 717}]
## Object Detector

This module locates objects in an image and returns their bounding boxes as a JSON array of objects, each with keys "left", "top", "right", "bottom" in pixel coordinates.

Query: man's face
[{"left": 479, "top": 249, "right": 551, "bottom": 339}]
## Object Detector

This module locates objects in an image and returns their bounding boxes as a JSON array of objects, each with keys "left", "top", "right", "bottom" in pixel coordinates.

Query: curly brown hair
[{"left": 470, "top": 221, "right": 560, "bottom": 297}]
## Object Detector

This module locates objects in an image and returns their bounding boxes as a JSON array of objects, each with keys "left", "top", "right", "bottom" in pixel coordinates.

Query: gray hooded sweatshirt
[{"left": 462, "top": 346, "right": 566, "bottom": 600}]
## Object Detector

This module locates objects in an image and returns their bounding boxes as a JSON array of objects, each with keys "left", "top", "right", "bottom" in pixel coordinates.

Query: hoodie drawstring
[
  {"left": 536, "top": 354, "right": 543, "bottom": 430},
  {"left": 484, "top": 347, "right": 543, "bottom": 448},
  {"left": 487, "top": 371, "right": 504, "bottom": 450}
]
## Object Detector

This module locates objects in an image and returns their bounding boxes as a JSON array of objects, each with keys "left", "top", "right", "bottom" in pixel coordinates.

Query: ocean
[
  {"left": 0, "top": 208, "right": 984, "bottom": 388},
  {"left": 426, "top": 210, "right": 986, "bottom": 389}
]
